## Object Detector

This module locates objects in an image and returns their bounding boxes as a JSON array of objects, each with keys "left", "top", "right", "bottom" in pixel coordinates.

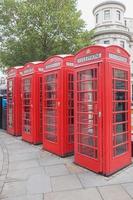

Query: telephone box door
[
  {"left": 44, "top": 71, "right": 61, "bottom": 154},
  {"left": 22, "top": 77, "right": 33, "bottom": 139},
  {"left": 103, "top": 64, "right": 131, "bottom": 175},
  {"left": 7, "top": 79, "right": 14, "bottom": 134},
  {"left": 75, "top": 64, "right": 103, "bottom": 173}
]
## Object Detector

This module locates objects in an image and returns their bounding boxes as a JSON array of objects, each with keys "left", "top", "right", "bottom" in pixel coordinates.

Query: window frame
[
  {"left": 96, "top": 13, "right": 99, "bottom": 24},
  {"left": 104, "top": 9, "right": 110, "bottom": 21},
  {"left": 120, "top": 41, "right": 125, "bottom": 48},
  {"left": 104, "top": 40, "right": 110, "bottom": 44},
  {"left": 116, "top": 10, "right": 121, "bottom": 21}
]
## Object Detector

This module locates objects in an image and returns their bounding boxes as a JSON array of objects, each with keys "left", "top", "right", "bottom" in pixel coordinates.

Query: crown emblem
[{"left": 117, "top": 48, "right": 121, "bottom": 54}]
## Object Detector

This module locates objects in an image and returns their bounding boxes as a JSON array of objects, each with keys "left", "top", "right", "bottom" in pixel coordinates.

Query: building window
[
  {"left": 124, "top": 20, "right": 127, "bottom": 27},
  {"left": 104, "top": 10, "right": 110, "bottom": 20},
  {"left": 96, "top": 13, "right": 99, "bottom": 24},
  {"left": 120, "top": 41, "right": 125, "bottom": 48},
  {"left": 116, "top": 10, "right": 121, "bottom": 21},
  {"left": 104, "top": 40, "right": 110, "bottom": 44},
  {"left": 0, "top": 77, "right": 5, "bottom": 85}
]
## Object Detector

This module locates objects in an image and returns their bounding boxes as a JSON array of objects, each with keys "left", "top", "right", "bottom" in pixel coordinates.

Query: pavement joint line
[
  {"left": 96, "top": 186, "right": 105, "bottom": 200},
  {"left": 120, "top": 183, "right": 133, "bottom": 199},
  {"left": 75, "top": 172, "right": 85, "bottom": 189},
  {"left": 50, "top": 176, "right": 54, "bottom": 192}
]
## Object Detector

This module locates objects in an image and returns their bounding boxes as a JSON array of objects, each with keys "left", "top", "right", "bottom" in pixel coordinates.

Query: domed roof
[{"left": 93, "top": 1, "right": 126, "bottom": 14}]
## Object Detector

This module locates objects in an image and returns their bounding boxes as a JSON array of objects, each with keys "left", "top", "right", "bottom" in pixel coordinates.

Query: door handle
[{"left": 98, "top": 112, "right": 102, "bottom": 118}]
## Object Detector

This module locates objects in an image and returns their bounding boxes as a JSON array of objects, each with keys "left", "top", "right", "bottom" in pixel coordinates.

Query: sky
[{"left": 77, "top": 0, "right": 133, "bottom": 30}]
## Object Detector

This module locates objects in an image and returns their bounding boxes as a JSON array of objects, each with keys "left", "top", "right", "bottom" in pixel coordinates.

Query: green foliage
[{"left": 0, "top": 0, "right": 93, "bottom": 67}]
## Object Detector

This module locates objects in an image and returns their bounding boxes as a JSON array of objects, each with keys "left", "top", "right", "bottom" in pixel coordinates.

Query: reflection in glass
[
  {"left": 46, "top": 74, "right": 57, "bottom": 82},
  {"left": 78, "top": 103, "right": 93, "bottom": 112},
  {"left": 115, "top": 134, "right": 127, "bottom": 145},
  {"left": 115, "top": 144, "right": 127, "bottom": 156},
  {"left": 46, "top": 125, "right": 56, "bottom": 132},
  {"left": 116, "top": 123, "right": 126, "bottom": 133},
  {"left": 115, "top": 102, "right": 125, "bottom": 111},
  {"left": 46, "top": 110, "right": 56, "bottom": 116},
  {"left": 116, "top": 113, "right": 126, "bottom": 122},
  {"left": 79, "top": 145, "right": 97, "bottom": 158},
  {"left": 46, "top": 134, "right": 57, "bottom": 142},
  {"left": 114, "top": 69, "right": 127, "bottom": 79},
  {"left": 79, "top": 81, "right": 97, "bottom": 91},
  {"left": 78, "top": 69, "right": 96, "bottom": 80},
  {"left": 115, "top": 81, "right": 126, "bottom": 90},
  {"left": 78, "top": 92, "right": 97, "bottom": 102},
  {"left": 115, "top": 91, "right": 125, "bottom": 100}
]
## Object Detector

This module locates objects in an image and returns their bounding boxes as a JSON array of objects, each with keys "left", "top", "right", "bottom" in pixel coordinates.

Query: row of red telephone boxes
[{"left": 7, "top": 45, "right": 131, "bottom": 176}]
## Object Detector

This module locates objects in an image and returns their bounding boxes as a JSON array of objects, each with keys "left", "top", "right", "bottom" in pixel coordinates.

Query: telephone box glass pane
[
  {"left": 115, "top": 102, "right": 126, "bottom": 111},
  {"left": 116, "top": 134, "right": 127, "bottom": 145},
  {"left": 115, "top": 91, "right": 126, "bottom": 100},
  {"left": 8, "top": 105, "right": 13, "bottom": 127},
  {"left": 45, "top": 74, "right": 58, "bottom": 142},
  {"left": 68, "top": 74, "right": 74, "bottom": 144},
  {"left": 78, "top": 69, "right": 96, "bottom": 80},
  {"left": 116, "top": 113, "right": 126, "bottom": 122},
  {"left": 114, "top": 69, "right": 127, "bottom": 79},
  {"left": 115, "top": 80, "right": 126, "bottom": 90},
  {"left": 116, "top": 123, "right": 126, "bottom": 133},
  {"left": 23, "top": 78, "right": 31, "bottom": 133},
  {"left": 114, "top": 144, "right": 127, "bottom": 156},
  {"left": 112, "top": 69, "right": 128, "bottom": 157},
  {"left": 78, "top": 81, "right": 97, "bottom": 90},
  {"left": 77, "top": 68, "right": 98, "bottom": 159},
  {"left": 8, "top": 80, "right": 14, "bottom": 128}
]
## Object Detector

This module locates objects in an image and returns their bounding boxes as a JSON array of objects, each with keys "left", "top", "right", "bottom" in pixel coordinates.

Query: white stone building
[{"left": 92, "top": 1, "right": 133, "bottom": 98}]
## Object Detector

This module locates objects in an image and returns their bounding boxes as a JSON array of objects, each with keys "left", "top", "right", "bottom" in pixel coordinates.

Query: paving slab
[
  {"left": 6, "top": 166, "right": 45, "bottom": 181},
  {"left": 1, "top": 181, "right": 27, "bottom": 199},
  {"left": 106, "top": 170, "right": 133, "bottom": 185},
  {"left": 26, "top": 174, "right": 52, "bottom": 194},
  {"left": 98, "top": 185, "right": 132, "bottom": 200},
  {"left": 44, "top": 188, "right": 102, "bottom": 200},
  {"left": 0, "top": 194, "right": 43, "bottom": 200},
  {"left": 8, "top": 160, "right": 40, "bottom": 171},
  {"left": 9, "top": 152, "right": 40, "bottom": 162},
  {"left": 45, "top": 164, "right": 69, "bottom": 176},
  {"left": 121, "top": 183, "right": 133, "bottom": 198},
  {"left": 51, "top": 174, "right": 82, "bottom": 192},
  {"left": 78, "top": 171, "right": 109, "bottom": 187},
  {"left": 66, "top": 162, "right": 88, "bottom": 174},
  {"left": 38, "top": 153, "right": 65, "bottom": 166}
]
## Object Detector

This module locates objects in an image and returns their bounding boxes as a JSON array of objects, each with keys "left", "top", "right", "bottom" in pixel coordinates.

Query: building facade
[{"left": 92, "top": 1, "right": 133, "bottom": 97}]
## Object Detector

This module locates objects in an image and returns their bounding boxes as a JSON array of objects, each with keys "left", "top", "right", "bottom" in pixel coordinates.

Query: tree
[{"left": 0, "top": 0, "right": 93, "bottom": 67}]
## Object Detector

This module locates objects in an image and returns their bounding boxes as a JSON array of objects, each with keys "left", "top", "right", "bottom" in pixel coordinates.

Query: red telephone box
[
  {"left": 43, "top": 55, "right": 74, "bottom": 157},
  {"left": 21, "top": 61, "right": 44, "bottom": 144},
  {"left": 74, "top": 45, "right": 131, "bottom": 176},
  {"left": 7, "top": 66, "right": 23, "bottom": 136}
]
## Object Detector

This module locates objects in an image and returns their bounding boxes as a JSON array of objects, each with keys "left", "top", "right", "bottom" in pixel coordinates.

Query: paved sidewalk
[{"left": 0, "top": 129, "right": 133, "bottom": 200}]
